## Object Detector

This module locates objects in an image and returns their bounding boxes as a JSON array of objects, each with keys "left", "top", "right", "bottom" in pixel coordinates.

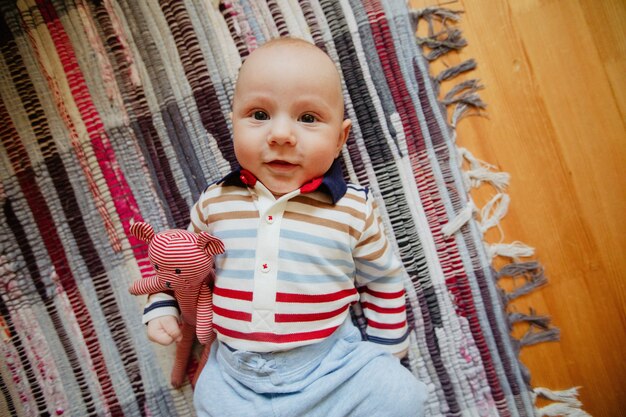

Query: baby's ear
[{"left": 337, "top": 119, "right": 352, "bottom": 155}]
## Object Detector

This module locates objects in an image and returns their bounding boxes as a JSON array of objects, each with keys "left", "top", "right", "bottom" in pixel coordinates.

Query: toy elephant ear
[
  {"left": 130, "top": 222, "right": 155, "bottom": 243},
  {"left": 197, "top": 232, "right": 225, "bottom": 256}
]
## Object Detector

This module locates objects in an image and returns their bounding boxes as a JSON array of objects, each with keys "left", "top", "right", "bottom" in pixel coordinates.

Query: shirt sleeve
[
  {"left": 353, "top": 190, "right": 410, "bottom": 354},
  {"left": 142, "top": 292, "right": 180, "bottom": 324}
]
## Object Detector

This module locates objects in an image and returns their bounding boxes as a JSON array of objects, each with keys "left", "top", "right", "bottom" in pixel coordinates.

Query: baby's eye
[
  {"left": 253, "top": 111, "right": 269, "bottom": 120},
  {"left": 299, "top": 114, "right": 316, "bottom": 123}
]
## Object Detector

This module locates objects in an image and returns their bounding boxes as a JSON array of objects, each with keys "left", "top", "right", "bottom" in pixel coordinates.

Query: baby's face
[{"left": 231, "top": 42, "right": 351, "bottom": 196}]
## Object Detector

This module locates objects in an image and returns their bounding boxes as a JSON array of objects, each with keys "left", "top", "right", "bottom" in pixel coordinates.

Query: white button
[{"left": 260, "top": 263, "right": 271, "bottom": 273}]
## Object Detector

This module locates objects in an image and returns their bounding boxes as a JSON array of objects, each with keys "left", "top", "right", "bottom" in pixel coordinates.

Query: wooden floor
[{"left": 409, "top": 1, "right": 626, "bottom": 415}]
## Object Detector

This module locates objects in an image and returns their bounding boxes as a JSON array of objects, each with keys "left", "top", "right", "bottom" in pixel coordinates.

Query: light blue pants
[{"left": 194, "top": 319, "right": 428, "bottom": 416}]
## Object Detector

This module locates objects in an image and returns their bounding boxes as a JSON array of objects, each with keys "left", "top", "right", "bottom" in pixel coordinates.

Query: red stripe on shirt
[
  {"left": 213, "top": 324, "right": 339, "bottom": 343},
  {"left": 360, "top": 287, "right": 405, "bottom": 299},
  {"left": 213, "top": 286, "right": 253, "bottom": 301},
  {"left": 276, "top": 288, "right": 357, "bottom": 303},
  {"left": 360, "top": 301, "right": 406, "bottom": 314},
  {"left": 213, "top": 305, "right": 251, "bottom": 321},
  {"left": 275, "top": 304, "right": 351, "bottom": 323},
  {"left": 366, "top": 319, "right": 407, "bottom": 330}
]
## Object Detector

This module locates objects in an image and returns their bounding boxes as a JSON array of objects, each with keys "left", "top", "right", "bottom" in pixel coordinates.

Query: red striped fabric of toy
[{"left": 129, "top": 222, "right": 224, "bottom": 344}]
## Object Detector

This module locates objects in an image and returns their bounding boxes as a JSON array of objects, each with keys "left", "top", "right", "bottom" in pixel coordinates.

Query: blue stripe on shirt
[
  {"left": 277, "top": 270, "right": 352, "bottom": 284},
  {"left": 354, "top": 270, "right": 403, "bottom": 284},
  {"left": 143, "top": 300, "right": 179, "bottom": 316},
  {"left": 366, "top": 329, "right": 410, "bottom": 345},
  {"left": 281, "top": 229, "right": 351, "bottom": 252},
  {"left": 215, "top": 268, "right": 255, "bottom": 280},
  {"left": 223, "top": 249, "right": 257, "bottom": 259},
  {"left": 279, "top": 249, "right": 354, "bottom": 269},
  {"left": 355, "top": 255, "right": 398, "bottom": 272},
  {"left": 216, "top": 229, "right": 258, "bottom": 239}
]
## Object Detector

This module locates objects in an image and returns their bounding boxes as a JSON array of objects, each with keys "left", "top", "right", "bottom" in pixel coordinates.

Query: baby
[{"left": 144, "top": 37, "right": 427, "bottom": 417}]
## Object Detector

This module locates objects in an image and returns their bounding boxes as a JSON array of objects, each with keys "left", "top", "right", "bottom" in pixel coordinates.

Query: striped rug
[{"left": 0, "top": 1, "right": 557, "bottom": 416}]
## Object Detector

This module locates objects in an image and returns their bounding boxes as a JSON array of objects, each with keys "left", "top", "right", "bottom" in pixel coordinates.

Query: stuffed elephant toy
[{"left": 129, "top": 221, "right": 224, "bottom": 387}]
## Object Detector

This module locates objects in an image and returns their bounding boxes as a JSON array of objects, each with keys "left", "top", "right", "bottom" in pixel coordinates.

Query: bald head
[{"left": 234, "top": 38, "right": 344, "bottom": 114}]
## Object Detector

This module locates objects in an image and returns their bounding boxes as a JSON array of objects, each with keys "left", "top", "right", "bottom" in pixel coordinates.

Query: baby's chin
[
  {"left": 257, "top": 169, "right": 325, "bottom": 197},
  {"left": 262, "top": 178, "right": 304, "bottom": 196},
  {"left": 266, "top": 183, "right": 299, "bottom": 197}
]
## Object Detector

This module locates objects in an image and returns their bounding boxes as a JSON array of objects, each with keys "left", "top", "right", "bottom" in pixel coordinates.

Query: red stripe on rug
[
  {"left": 34, "top": 0, "right": 144, "bottom": 258},
  {"left": 0, "top": 95, "right": 123, "bottom": 415},
  {"left": 363, "top": 1, "right": 510, "bottom": 413}
]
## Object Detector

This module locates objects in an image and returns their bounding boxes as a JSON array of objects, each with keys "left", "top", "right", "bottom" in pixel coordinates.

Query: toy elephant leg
[
  {"left": 191, "top": 343, "right": 212, "bottom": 388},
  {"left": 171, "top": 322, "right": 195, "bottom": 388}
]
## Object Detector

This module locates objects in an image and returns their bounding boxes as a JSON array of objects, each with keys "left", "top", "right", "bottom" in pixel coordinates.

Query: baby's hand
[
  {"left": 147, "top": 315, "right": 182, "bottom": 345},
  {"left": 393, "top": 348, "right": 408, "bottom": 359}
]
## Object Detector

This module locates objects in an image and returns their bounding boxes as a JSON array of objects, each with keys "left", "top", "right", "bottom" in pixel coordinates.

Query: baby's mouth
[{"left": 266, "top": 160, "right": 297, "bottom": 170}]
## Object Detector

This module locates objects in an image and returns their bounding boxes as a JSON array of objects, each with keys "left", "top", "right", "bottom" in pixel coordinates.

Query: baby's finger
[
  {"left": 161, "top": 318, "right": 183, "bottom": 343},
  {"left": 149, "top": 330, "right": 173, "bottom": 345},
  {"left": 147, "top": 320, "right": 175, "bottom": 345}
]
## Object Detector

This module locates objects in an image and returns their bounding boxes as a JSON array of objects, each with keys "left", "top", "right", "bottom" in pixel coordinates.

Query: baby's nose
[{"left": 268, "top": 117, "right": 296, "bottom": 145}]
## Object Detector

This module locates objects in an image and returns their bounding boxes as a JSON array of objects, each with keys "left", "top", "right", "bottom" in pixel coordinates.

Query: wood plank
[
  {"left": 409, "top": 1, "right": 626, "bottom": 415},
  {"left": 578, "top": 0, "right": 626, "bottom": 120}
]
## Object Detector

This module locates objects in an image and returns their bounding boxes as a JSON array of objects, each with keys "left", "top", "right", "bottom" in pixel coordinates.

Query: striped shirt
[{"left": 146, "top": 162, "right": 409, "bottom": 353}]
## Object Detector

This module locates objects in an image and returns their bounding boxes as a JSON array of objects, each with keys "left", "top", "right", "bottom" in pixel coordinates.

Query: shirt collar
[{"left": 220, "top": 159, "right": 347, "bottom": 204}]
